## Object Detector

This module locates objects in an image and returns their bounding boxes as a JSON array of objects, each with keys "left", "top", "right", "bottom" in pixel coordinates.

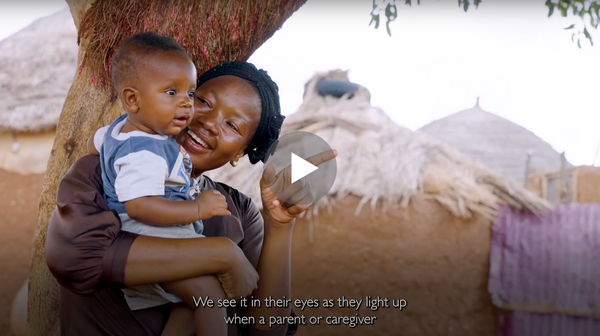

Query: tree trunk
[{"left": 26, "top": 1, "right": 306, "bottom": 335}]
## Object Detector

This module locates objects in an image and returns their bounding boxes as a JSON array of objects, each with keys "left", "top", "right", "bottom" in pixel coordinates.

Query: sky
[{"left": 1, "top": 0, "right": 599, "bottom": 167}]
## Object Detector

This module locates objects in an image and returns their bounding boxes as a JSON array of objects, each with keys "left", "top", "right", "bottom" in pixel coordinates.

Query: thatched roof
[
  {"left": 0, "top": 8, "right": 77, "bottom": 133},
  {"left": 418, "top": 99, "right": 569, "bottom": 181},
  {"left": 204, "top": 70, "right": 552, "bottom": 222}
]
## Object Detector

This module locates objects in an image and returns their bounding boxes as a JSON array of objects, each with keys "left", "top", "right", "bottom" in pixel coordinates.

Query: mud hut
[
  {"left": 418, "top": 99, "right": 569, "bottom": 182},
  {"left": 0, "top": 8, "right": 77, "bottom": 175},
  {"left": 204, "top": 70, "right": 551, "bottom": 336},
  {"left": 527, "top": 164, "right": 600, "bottom": 204}
]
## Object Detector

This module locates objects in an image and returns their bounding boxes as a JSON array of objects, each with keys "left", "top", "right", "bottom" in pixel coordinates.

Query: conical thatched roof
[
  {"left": 418, "top": 99, "right": 569, "bottom": 181},
  {"left": 0, "top": 7, "right": 77, "bottom": 133},
  {"left": 204, "top": 70, "right": 551, "bottom": 222}
]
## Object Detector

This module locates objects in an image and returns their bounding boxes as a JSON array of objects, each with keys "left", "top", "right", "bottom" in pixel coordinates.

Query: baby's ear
[{"left": 121, "top": 87, "right": 140, "bottom": 113}]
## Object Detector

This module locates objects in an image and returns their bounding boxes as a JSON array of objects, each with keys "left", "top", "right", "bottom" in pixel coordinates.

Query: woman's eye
[
  {"left": 196, "top": 96, "right": 209, "bottom": 106},
  {"left": 188, "top": 92, "right": 194, "bottom": 98},
  {"left": 166, "top": 90, "right": 176, "bottom": 95},
  {"left": 227, "top": 122, "right": 239, "bottom": 132}
]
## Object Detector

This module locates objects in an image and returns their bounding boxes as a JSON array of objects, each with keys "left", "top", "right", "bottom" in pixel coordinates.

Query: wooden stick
[
  {"left": 541, "top": 175, "right": 548, "bottom": 202},
  {"left": 308, "top": 218, "right": 314, "bottom": 245},
  {"left": 558, "top": 152, "right": 568, "bottom": 203},
  {"left": 523, "top": 150, "right": 532, "bottom": 188},
  {"left": 571, "top": 168, "right": 579, "bottom": 203}
]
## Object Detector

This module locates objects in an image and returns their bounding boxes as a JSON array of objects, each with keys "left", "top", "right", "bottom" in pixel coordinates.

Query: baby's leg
[
  {"left": 161, "top": 305, "right": 194, "bottom": 336},
  {"left": 162, "top": 275, "right": 228, "bottom": 336}
]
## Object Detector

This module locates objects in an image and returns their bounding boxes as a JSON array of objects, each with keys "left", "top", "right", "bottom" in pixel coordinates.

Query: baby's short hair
[{"left": 110, "top": 32, "right": 188, "bottom": 93}]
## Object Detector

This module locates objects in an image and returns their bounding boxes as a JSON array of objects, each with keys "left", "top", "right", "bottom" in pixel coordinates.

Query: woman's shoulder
[{"left": 62, "top": 155, "right": 103, "bottom": 191}]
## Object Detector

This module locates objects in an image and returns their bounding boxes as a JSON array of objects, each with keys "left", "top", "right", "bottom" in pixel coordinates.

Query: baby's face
[{"left": 133, "top": 51, "right": 197, "bottom": 136}]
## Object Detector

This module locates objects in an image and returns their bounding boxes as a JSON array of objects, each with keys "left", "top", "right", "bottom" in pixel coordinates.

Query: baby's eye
[{"left": 166, "top": 90, "right": 176, "bottom": 95}]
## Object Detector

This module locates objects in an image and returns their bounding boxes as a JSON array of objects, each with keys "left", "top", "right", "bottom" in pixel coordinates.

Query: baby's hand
[{"left": 194, "top": 190, "right": 231, "bottom": 219}]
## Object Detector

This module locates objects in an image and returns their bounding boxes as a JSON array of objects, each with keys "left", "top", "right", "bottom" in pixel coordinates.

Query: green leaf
[
  {"left": 463, "top": 0, "right": 470, "bottom": 12},
  {"left": 544, "top": 0, "right": 555, "bottom": 16},
  {"left": 386, "top": 20, "right": 392, "bottom": 36},
  {"left": 577, "top": 38, "right": 581, "bottom": 48},
  {"left": 386, "top": 3, "right": 398, "bottom": 21},
  {"left": 474, "top": 0, "right": 481, "bottom": 8},
  {"left": 584, "top": 27, "right": 593, "bottom": 45},
  {"left": 559, "top": 2, "right": 568, "bottom": 17},
  {"left": 370, "top": 13, "right": 380, "bottom": 29},
  {"left": 405, "top": 0, "right": 412, "bottom": 6},
  {"left": 564, "top": 24, "right": 575, "bottom": 29},
  {"left": 548, "top": 3, "right": 555, "bottom": 17}
]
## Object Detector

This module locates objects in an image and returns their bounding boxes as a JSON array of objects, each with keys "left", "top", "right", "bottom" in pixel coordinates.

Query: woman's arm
[
  {"left": 124, "top": 234, "right": 257, "bottom": 295},
  {"left": 246, "top": 218, "right": 294, "bottom": 328},
  {"left": 244, "top": 150, "right": 337, "bottom": 331},
  {"left": 46, "top": 155, "right": 257, "bottom": 299},
  {"left": 214, "top": 182, "right": 296, "bottom": 336}
]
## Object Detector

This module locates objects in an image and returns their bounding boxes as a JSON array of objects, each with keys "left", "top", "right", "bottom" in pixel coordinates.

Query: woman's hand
[
  {"left": 259, "top": 149, "right": 338, "bottom": 227},
  {"left": 217, "top": 238, "right": 260, "bottom": 299}
]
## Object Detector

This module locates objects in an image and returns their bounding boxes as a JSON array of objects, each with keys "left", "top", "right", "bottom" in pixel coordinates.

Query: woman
[{"left": 45, "top": 62, "right": 336, "bottom": 336}]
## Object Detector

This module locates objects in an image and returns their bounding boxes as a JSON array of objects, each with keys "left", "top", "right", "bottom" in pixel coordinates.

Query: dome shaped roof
[
  {"left": 0, "top": 8, "right": 77, "bottom": 133},
  {"left": 418, "top": 98, "right": 568, "bottom": 181}
]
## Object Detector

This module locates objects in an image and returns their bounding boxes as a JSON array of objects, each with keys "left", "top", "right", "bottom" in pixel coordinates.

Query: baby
[{"left": 87, "top": 32, "right": 230, "bottom": 336}]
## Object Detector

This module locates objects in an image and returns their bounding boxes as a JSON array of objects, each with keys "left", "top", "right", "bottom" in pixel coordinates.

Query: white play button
[
  {"left": 262, "top": 131, "right": 337, "bottom": 206},
  {"left": 291, "top": 152, "right": 318, "bottom": 184}
]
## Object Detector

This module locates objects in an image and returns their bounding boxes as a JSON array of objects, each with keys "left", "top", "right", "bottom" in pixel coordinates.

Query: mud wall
[
  {"left": 0, "top": 131, "right": 55, "bottom": 175},
  {"left": 289, "top": 195, "right": 496, "bottom": 336},
  {"left": 0, "top": 169, "right": 45, "bottom": 335},
  {"left": 575, "top": 166, "right": 600, "bottom": 203},
  {"left": 527, "top": 167, "right": 600, "bottom": 204},
  {"left": 527, "top": 174, "right": 544, "bottom": 199}
]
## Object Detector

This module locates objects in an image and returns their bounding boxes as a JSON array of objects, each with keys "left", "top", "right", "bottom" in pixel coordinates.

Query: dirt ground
[{"left": 0, "top": 169, "right": 45, "bottom": 336}]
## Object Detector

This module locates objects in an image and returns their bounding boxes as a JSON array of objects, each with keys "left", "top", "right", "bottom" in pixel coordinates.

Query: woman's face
[{"left": 177, "top": 75, "right": 262, "bottom": 176}]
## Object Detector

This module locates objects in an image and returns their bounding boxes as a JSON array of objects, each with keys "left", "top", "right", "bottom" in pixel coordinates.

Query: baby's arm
[
  {"left": 87, "top": 126, "right": 109, "bottom": 156},
  {"left": 124, "top": 191, "right": 230, "bottom": 226},
  {"left": 87, "top": 135, "right": 99, "bottom": 156}
]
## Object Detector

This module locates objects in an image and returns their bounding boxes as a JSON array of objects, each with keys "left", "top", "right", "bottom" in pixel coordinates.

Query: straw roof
[
  {"left": 418, "top": 100, "right": 569, "bottom": 181},
  {"left": 0, "top": 8, "right": 77, "bottom": 133},
  {"left": 204, "top": 70, "right": 552, "bottom": 222}
]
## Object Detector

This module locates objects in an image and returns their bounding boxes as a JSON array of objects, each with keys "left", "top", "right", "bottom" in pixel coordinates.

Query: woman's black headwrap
[{"left": 196, "top": 61, "right": 285, "bottom": 165}]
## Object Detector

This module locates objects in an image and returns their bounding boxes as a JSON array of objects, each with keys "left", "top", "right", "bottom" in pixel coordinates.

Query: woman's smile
[{"left": 184, "top": 127, "right": 213, "bottom": 153}]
